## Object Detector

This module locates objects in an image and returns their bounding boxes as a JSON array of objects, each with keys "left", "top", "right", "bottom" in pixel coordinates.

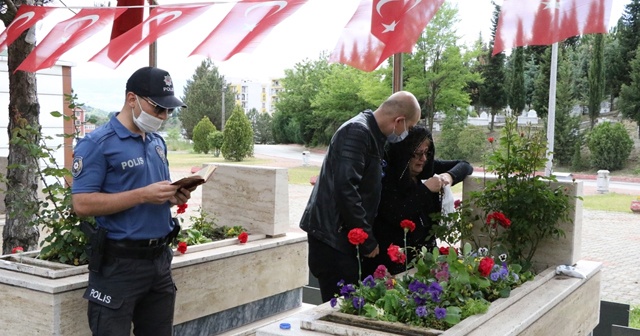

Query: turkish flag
[
  {"left": 190, "top": 0, "right": 306, "bottom": 61},
  {"left": 110, "top": 0, "right": 144, "bottom": 40},
  {"left": 0, "top": 5, "right": 58, "bottom": 53},
  {"left": 90, "top": 4, "right": 213, "bottom": 69},
  {"left": 17, "top": 8, "right": 126, "bottom": 73},
  {"left": 331, "top": 0, "right": 443, "bottom": 72},
  {"left": 493, "top": 0, "right": 613, "bottom": 55}
]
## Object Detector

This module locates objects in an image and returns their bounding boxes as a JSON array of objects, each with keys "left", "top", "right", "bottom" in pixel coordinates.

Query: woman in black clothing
[{"left": 362, "top": 126, "right": 473, "bottom": 276}]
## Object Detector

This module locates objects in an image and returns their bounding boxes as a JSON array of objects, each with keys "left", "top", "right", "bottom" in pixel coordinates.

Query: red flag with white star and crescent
[
  {"left": 330, "top": 0, "right": 444, "bottom": 72},
  {"left": 17, "top": 8, "right": 126, "bottom": 73},
  {"left": 190, "top": 0, "right": 307, "bottom": 62},
  {"left": 89, "top": 4, "right": 213, "bottom": 69},
  {"left": 493, "top": 0, "right": 613, "bottom": 55},
  {"left": 0, "top": 5, "right": 58, "bottom": 54}
]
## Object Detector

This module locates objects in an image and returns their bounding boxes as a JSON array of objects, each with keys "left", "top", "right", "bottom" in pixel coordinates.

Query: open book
[{"left": 171, "top": 165, "right": 217, "bottom": 190}]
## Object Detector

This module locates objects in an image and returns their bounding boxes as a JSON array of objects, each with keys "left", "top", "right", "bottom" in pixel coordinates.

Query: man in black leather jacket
[{"left": 299, "top": 91, "right": 421, "bottom": 302}]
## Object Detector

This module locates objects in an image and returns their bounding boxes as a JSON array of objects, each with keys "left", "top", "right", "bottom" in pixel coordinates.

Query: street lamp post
[{"left": 221, "top": 85, "right": 227, "bottom": 131}]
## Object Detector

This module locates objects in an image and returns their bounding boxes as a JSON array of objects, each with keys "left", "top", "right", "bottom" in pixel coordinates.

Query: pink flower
[
  {"left": 454, "top": 199, "right": 461, "bottom": 209},
  {"left": 373, "top": 265, "right": 388, "bottom": 279},
  {"left": 238, "top": 232, "right": 248, "bottom": 244}
]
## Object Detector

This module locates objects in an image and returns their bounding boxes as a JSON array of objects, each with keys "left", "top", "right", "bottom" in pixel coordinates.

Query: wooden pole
[{"left": 392, "top": 53, "right": 403, "bottom": 93}]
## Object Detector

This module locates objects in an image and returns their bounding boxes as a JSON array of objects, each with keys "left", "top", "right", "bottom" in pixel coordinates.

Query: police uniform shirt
[{"left": 71, "top": 114, "right": 173, "bottom": 241}]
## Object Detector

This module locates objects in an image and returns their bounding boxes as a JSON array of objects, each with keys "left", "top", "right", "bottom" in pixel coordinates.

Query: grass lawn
[
  {"left": 582, "top": 193, "right": 639, "bottom": 213},
  {"left": 167, "top": 151, "right": 271, "bottom": 170},
  {"left": 288, "top": 166, "right": 321, "bottom": 184},
  {"left": 631, "top": 306, "right": 640, "bottom": 329}
]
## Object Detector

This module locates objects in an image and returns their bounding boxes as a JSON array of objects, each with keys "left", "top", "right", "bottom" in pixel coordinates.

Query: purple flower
[
  {"left": 512, "top": 273, "right": 520, "bottom": 281},
  {"left": 363, "top": 275, "right": 376, "bottom": 288},
  {"left": 337, "top": 279, "right": 345, "bottom": 287},
  {"left": 330, "top": 297, "right": 338, "bottom": 308},
  {"left": 415, "top": 305, "right": 428, "bottom": 317},
  {"left": 413, "top": 294, "right": 427, "bottom": 306},
  {"left": 434, "top": 307, "right": 447, "bottom": 320},
  {"left": 409, "top": 280, "right": 428, "bottom": 294},
  {"left": 352, "top": 297, "right": 365, "bottom": 310},
  {"left": 490, "top": 272, "right": 500, "bottom": 281},
  {"left": 427, "top": 282, "right": 443, "bottom": 302},
  {"left": 340, "top": 284, "right": 356, "bottom": 298},
  {"left": 499, "top": 266, "right": 509, "bottom": 279}
]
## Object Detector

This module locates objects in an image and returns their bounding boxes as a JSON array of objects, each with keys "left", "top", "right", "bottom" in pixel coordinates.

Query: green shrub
[
  {"left": 192, "top": 116, "right": 217, "bottom": 154},
  {"left": 586, "top": 122, "right": 633, "bottom": 171},
  {"left": 456, "top": 126, "right": 487, "bottom": 162},
  {"left": 208, "top": 131, "right": 224, "bottom": 157},
  {"left": 438, "top": 118, "right": 465, "bottom": 160},
  {"left": 221, "top": 105, "right": 254, "bottom": 161}
]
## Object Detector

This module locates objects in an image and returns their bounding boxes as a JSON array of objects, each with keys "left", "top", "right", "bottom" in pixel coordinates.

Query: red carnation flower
[
  {"left": 488, "top": 137, "right": 495, "bottom": 143},
  {"left": 486, "top": 211, "right": 511, "bottom": 229},
  {"left": 478, "top": 257, "right": 494, "bottom": 277},
  {"left": 177, "top": 242, "right": 188, "bottom": 254},
  {"left": 11, "top": 246, "right": 24, "bottom": 254},
  {"left": 347, "top": 228, "right": 368, "bottom": 246},
  {"left": 238, "top": 232, "right": 248, "bottom": 244},
  {"left": 387, "top": 244, "right": 406, "bottom": 264},
  {"left": 399, "top": 219, "right": 416, "bottom": 233},
  {"left": 177, "top": 203, "right": 188, "bottom": 214},
  {"left": 439, "top": 246, "right": 458, "bottom": 255}
]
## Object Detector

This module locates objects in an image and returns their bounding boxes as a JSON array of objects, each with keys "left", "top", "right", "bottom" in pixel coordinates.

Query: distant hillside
[{"left": 83, "top": 106, "right": 116, "bottom": 126}]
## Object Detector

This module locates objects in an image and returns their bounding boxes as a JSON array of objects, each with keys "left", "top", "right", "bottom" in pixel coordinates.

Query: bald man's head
[{"left": 373, "top": 91, "right": 421, "bottom": 138}]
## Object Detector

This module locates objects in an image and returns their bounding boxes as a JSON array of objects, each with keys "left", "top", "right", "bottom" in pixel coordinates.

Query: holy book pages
[{"left": 171, "top": 165, "right": 217, "bottom": 190}]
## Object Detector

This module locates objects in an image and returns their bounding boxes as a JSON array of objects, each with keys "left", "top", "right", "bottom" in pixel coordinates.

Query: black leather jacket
[{"left": 300, "top": 111, "right": 386, "bottom": 255}]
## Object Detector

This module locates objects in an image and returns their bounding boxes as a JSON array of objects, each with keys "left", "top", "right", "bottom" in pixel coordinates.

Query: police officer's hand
[
  {"left": 171, "top": 187, "right": 191, "bottom": 205},
  {"left": 145, "top": 181, "right": 181, "bottom": 204},
  {"left": 364, "top": 245, "right": 379, "bottom": 258}
]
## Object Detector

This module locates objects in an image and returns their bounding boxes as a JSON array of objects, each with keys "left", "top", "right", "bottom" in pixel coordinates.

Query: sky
[{"left": 39, "top": 0, "right": 629, "bottom": 112}]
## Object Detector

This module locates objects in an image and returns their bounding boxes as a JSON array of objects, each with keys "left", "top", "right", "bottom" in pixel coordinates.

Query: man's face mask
[
  {"left": 387, "top": 118, "right": 408, "bottom": 143},
  {"left": 132, "top": 96, "right": 164, "bottom": 133}
]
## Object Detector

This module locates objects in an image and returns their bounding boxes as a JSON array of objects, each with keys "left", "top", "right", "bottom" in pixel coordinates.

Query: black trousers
[
  {"left": 84, "top": 246, "right": 176, "bottom": 336},
  {"left": 307, "top": 235, "right": 359, "bottom": 303}
]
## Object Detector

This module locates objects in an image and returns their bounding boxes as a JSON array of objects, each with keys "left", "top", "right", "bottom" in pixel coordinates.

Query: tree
[
  {"left": 532, "top": 47, "right": 551, "bottom": 118},
  {"left": 554, "top": 51, "right": 581, "bottom": 166},
  {"left": 310, "top": 64, "right": 371, "bottom": 145},
  {"left": 2, "top": 0, "right": 46, "bottom": 254},
  {"left": 588, "top": 34, "right": 605, "bottom": 128},
  {"left": 404, "top": 2, "right": 479, "bottom": 131},
  {"left": 254, "top": 112, "right": 273, "bottom": 144},
  {"left": 192, "top": 116, "right": 217, "bottom": 154},
  {"left": 479, "top": 2, "right": 507, "bottom": 130},
  {"left": 619, "top": 45, "right": 640, "bottom": 137},
  {"left": 276, "top": 55, "right": 330, "bottom": 145},
  {"left": 208, "top": 131, "right": 224, "bottom": 157},
  {"left": 613, "top": 0, "right": 640, "bottom": 97},
  {"left": 221, "top": 105, "right": 254, "bottom": 161},
  {"left": 509, "top": 47, "right": 526, "bottom": 115},
  {"left": 180, "top": 59, "right": 233, "bottom": 139}
]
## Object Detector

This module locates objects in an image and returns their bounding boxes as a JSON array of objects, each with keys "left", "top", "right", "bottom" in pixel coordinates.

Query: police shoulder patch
[
  {"left": 155, "top": 145, "right": 167, "bottom": 164},
  {"left": 72, "top": 156, "right": 83, "bottom": 177}
]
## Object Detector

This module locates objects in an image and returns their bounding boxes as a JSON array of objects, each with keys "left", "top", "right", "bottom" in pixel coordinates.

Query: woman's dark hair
[{"left": 384, "top": 126, "right": 435, "bottom": 183}]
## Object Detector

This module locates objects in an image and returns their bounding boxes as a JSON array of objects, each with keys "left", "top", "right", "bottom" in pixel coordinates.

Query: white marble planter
[
  {"left": 0, "top": 232, "right": 308, "bottom": 336},
  {"left": 257, "top": 260, "right": 601, "bottom": 336}
]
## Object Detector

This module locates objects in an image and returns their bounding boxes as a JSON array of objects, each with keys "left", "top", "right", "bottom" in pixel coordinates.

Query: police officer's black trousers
[{"left": 84, "top": 246, "right": 176, "bottom": 336}]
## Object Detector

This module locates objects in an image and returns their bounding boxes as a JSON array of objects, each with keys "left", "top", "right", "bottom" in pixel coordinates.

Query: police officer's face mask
[{"left": 133, "top": 96, "right": 163, "bottom": 133}]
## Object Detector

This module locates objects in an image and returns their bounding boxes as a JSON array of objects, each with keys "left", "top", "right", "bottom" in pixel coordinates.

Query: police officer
[{"left": 72, "top": 66, "right": 191, "bottom": 336}]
